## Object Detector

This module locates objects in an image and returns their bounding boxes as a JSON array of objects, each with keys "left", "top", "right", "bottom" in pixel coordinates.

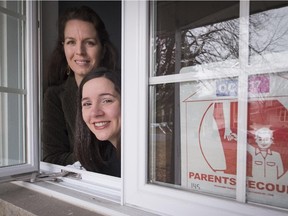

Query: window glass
[
  {"left": 152, "top": 1, "right": 240, "bottom": 77},
  {"left": 0, "top": 2, "right": 26, "bottom": 168},
  {"left": 180, "top": 77, "right": 238, "bottom": 198},
  {"left": 0, "top": 1, "right": 24, "bottom": 14},
  {"left": 149, "top": 1, "right": 240, "bottom": 199},
  {"left": 249, "top": 2, "right": 288, "bottom": 67},
  {"left": 0, "top": 13, "right": 24, "bottom": 89},
  {"left": 0, "top": 93, "right": 25, "bottom": 167},
  {"left": 149, "top": 0, "right": 288, "bottom": 209},
  {"left": 246, "top": 72, "right": 288, "bottom": 209},
  {"left": 246, "top": 2, "right": 288, "bottom": 209}
]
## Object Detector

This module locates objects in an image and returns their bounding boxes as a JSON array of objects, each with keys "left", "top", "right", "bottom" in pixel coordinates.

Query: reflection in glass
[
  {"left": 180, "top": 19, "right": 239, "bottom": 68},
  {"left": 0, "top": 92, "right": 26, "bottom": 167},
  {"left": 249, "top": 3, "right": 288, "bottom": 66},
  {"left": 153, "top": 1, "right": 239, "bottom": 76},
  {"left": 149, "top": 83, "right": 176, "bottom": 184}
]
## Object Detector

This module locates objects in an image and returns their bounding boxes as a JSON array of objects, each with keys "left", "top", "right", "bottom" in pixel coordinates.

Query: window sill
[
  {"left": 0, "top": 181, "right": 159, "bottom": 216},
  {"left": 0, "top": 182, "right": 102, "bottom": 216}
]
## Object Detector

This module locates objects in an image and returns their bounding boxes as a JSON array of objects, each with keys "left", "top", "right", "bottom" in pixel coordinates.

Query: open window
[
  {"left": 0, "top": 0, "right": 39, "bottom": 181},
  {"left": 0, "top": 0, "right": 122, "bottom": 205}
]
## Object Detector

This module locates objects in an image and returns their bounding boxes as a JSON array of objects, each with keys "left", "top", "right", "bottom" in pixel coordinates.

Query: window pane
[
  {"left": 246, "top": 74, "right": 288, "bottom": 208},
  {"left": 0, "top": 92, "right": 26, "bottom": 167},
  {"left": 0, "top": 1, "right": 25, "bottom": 14},
  {"left": 249, "top": 2, "right": 288, "bottom": 67},
  {"left": 0, "top": 2, "right": 26, "bottom": 169},
  {"left": 149, "top": 0, "right": 288, "bottom": 210},
  {"left": 181, "top": 78, "right": 238, "bottom": 198},
  {"left": 149, "top": 83, "right": 179, "bottom": 184},
  {"left": 246, "top": 2, "right": 288, "bottom": 209},
  {"left": 152, "top": 1, "right": 240, "bottom": 77},
  {"left": 149, "top": 78, "right": 238, "bottom": 198},
  {"left": 0, "top": 12, "right": 25, "bottom": 89},
  {"left": 149, "top": 1, "right": 240, "bottom": 199}
]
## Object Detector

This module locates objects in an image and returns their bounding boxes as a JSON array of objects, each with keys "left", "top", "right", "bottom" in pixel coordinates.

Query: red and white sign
[{"left": 180, "top": 72, "right": 288, "bottom": 207}]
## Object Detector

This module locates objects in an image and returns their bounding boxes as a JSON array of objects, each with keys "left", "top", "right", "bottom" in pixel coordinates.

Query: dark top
[
  {"left": 42, "top": 76, "right": 77, "bottom": 165},
  {"left": 99, "top": 142, "right": 121, "bottom": 177}
]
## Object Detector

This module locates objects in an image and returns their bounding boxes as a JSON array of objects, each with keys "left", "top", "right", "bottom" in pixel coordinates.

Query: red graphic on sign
[{"left": 197, "top": 99, "right": 288, "bottom": 179}]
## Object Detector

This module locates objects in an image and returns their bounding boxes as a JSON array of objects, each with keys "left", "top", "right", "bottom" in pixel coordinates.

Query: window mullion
[{"left": 236, "top": 0, "right": 250, "bottom": 203}]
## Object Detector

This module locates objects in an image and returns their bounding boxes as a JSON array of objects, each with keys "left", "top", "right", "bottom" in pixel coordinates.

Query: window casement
[
  {"left": 123, "top": 0, "right": 288, "bottom": 215},
  {"left": 1, "top": 1, "right": 288, "bottom": 216},
  {"left": 0, "top": 0, "right": 123, "bottom": 212},
  {"left": 0, "top": 0, "right": 39, "bottom": 179}
]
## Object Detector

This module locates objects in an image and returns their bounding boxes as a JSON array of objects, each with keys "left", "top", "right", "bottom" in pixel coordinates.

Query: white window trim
[
  {"left": 122, "top": 1, "right": 288, "bottom": 215},
  {"left": 26, "top": 0, "right": 39, "bottom": 173},
  {"left": 0, "top": 3, "right": 7, "bottom": 167}
]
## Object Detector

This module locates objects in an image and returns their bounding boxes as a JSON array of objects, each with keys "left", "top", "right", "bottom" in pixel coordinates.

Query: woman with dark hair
[
  {"left": 74, "top": 67, "right": 121, "bottom": 177},
  {"left": 42, "top": 5, "right": 118, "bottom": 165}
]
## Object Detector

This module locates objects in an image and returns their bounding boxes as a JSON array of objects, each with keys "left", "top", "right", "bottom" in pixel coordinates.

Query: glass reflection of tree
[{"left": 156, "top": 6, "right": 288, "bottom": 74}]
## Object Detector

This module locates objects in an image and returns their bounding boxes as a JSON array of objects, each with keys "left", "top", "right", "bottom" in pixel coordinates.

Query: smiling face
[
  {"left": 255, "top": 129, "right": 274, "bottom": 149},
  {"left": 63, "top": 19, "right": 103, "bottom": 85},
  {"left": 81, "top": 77, "right": 121, "bottom": 148}
]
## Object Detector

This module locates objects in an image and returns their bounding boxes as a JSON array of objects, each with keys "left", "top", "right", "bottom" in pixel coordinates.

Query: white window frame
[
  {"left": 0, "top": 5, "right": 6, "bottom": 166},
  {"left": 122, "top": 1, "right": 288, "bottom": 215},
  {"left": 0, "top": 0, "right": 39, "bottom": 178}
]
